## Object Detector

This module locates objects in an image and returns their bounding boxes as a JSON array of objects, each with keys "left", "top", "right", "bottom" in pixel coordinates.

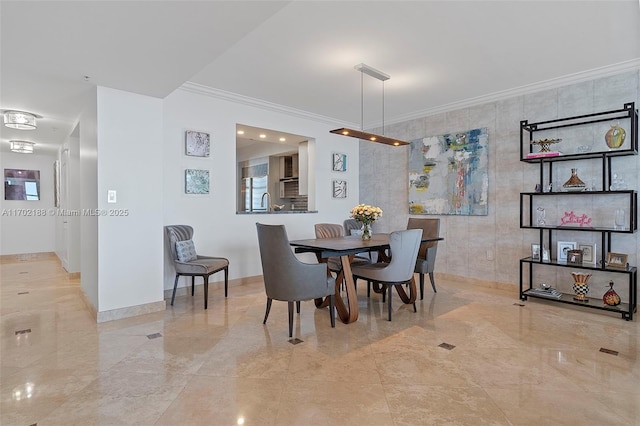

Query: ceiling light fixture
[
  {"left": 330, "top": 63, "right": 409, "bottom": 147},
  {"left": 10, "top": 140, "right": 35, "bottom": 154},
  {"left": 3, "top": 110, "right": 38, "bottom": 130}
]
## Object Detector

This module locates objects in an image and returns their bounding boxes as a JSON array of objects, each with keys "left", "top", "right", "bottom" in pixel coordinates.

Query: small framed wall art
[
  {"left": 185, "top": 169, "right": 210, "bottom": 194},
  {"left": 185, "top": 130, "right": 210, "bottom": 157},
  {"left": 332, "top": 179, "right": 347, "bottom": 198},
  {"left": 332, "top": 152, "right": 347, "bottom": 172}
]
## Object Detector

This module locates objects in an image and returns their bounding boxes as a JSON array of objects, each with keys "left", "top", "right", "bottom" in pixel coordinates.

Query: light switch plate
[{"left": 107, "top": 190, "right": 117, "bottom": 203}]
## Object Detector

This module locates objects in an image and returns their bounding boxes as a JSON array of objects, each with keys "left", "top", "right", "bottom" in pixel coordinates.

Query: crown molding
[
  {"left": 385, "top": 59, "right": 640, "bottom": 126},
  {"left": 179, "top": 82, "right": 354, "bottom": 127},
  {"left": 181, "top": 60, "right": 640, "bottom": 130}
]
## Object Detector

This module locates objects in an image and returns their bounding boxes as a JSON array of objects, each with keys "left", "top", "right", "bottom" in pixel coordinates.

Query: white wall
[
  {"left": 162, "top": 87, "right": 360, "bottom": 290},
  {"left": 0, "top": 152, "right": 57, "bottom": 255},
  {"left": 80, "top": 88, "right": 99, "bottom": 309},
  {"left": 97, "top": 86, "right": 164, "bottom": 312},
  {"left": 55, "top": 126, "right": 81, "bottom": 273}
]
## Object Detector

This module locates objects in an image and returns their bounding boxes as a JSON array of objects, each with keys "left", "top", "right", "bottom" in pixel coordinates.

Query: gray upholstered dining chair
[
  {"left": 256, "top": 223, "right": 335, "bottom": 338},
  {"left": 351, "top": 229, "right": 423, "bottom": 321},
  {"left": 407, "top": 218, "right": 440, "bottom": 299},
  {"left": 165, "top": 225, "right": 229, "bottom": 309},
  {"left": 314, "top": 223, "right": 346, "bottom": 274},
  {"left": 343, "top": 218, "right": 363, "bottom": 236},
  {"left": 343, "top": 218, "right": 378, "bottom": 266},
  {"left": 314, "top": 223, "right": 370, "bottom": 274}
]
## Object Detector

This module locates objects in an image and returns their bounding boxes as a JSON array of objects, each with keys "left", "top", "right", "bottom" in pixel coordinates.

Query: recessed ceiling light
[
  {"left": 237, "top": 130, "right": 244, "bottom": 135},
  {"left": 259, "top": 134, "right": 266, "bottom": 138},
  {"left": 279, "top": 137, "right": 286, "bottom": 142}
]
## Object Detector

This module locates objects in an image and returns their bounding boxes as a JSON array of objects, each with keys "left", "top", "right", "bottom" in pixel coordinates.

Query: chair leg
[
  {"left": 382, "top": 283, "right": 386, "bottom": 303},
  {"left": 387, "top": 284, "right": 393, "bottom": 321},
  {"left": 171, "top": 274, "right": 179, "bottom": 305},
  {"left": 429, "top": 272, "right": 437, "bottom": 293},
  {"left": 204, "top": 275, "right": 210, "bottom": 309},
  {"left": 263, "top": 298, "right": 272, "bottom": 324},
  {"left": 191, "top": 276, "right": 195, "bottom": 296},
  {"left": 329, "top": 294, "right": 336, "bottom": 328},
  {"left": 224, "top": 267, "right": 229, "bottom": 297},
  {"left": 288, "top": 301, "right": 294, "bottom": 338},
  {"left": 296, "top": 301, "right": 301, "bottom": 314},
  {"left": 367, "top": 280, "right": 370, "bottom": 297},
  {"left": 419, "top": 274, "right": 425, "bottom": 300}
]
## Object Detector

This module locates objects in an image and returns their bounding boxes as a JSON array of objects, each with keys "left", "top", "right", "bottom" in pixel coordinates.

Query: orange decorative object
[{"left": 603, "top": 281, "right": 621, "bottom": 306}]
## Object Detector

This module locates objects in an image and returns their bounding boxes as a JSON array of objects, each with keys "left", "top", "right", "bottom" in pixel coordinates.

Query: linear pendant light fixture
[{"left": 330, "top": 63, "right": 409, "bottom": 147}]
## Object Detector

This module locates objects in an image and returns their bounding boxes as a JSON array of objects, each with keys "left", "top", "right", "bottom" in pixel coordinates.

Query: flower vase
[
  {"left": 361, "top": 223, "right": 372, "bottom": 241},
  {"left": 571, "top": 272, "right": 591, "bottom": 302}
]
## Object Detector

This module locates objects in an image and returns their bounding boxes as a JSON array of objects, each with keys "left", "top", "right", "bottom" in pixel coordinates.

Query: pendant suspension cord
[
  {"left": 382, "top": 80, "right": 385, "bottom": 136},
  {"left": 360, "top": 70, "right": 364, "bottom": 131}
]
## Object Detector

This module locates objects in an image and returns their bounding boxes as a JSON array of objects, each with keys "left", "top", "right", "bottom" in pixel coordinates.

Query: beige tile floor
[{"left": 1, "top": 255, "right": 639, "bottom": 425}]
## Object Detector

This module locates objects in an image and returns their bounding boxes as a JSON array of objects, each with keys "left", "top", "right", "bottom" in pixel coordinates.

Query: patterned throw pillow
[{"left": 175, "top": 240, "right": 197, "bottom": 262}]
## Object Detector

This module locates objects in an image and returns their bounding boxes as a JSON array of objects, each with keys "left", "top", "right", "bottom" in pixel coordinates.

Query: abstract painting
[
  {"left": 185, "top": 169, "right": 209, "bottom": 194},
  {"left": 185, "top": 130, "right": 210, "bottom": 157},
  {"left": 332, "top": 152, "right": 347, "bottom": 172},
  {"left": 332, "top": 179, "right": 347, "bottom": 198},
  {"left": 408, "top": 127, "right": 488, "bottom": 215}
]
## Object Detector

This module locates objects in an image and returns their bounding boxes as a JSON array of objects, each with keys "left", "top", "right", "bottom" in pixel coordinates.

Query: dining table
[{"left": 290, "top": 233, "right": 443, "bottom": 324}]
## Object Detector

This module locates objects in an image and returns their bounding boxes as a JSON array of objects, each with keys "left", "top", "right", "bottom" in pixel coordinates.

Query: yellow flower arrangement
[{"left": 349, "top": 204, "right": 383, "bottom": 225}]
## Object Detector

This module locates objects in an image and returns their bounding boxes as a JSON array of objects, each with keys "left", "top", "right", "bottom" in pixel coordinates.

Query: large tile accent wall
[{"left": 360, "top": 70, "right": 640, "bottom": 287}]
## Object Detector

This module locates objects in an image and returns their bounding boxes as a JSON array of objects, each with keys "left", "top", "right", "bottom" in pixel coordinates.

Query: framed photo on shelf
[
  {"left": 606, "top": 252, "right": 628, "bottom": 270},
  {"left": 557, "top": 241, "right": 577, "bottom": 262},
  {"left": 567, "top": 249, "right": 583, "bottom": 265},
  {"left": 542, "top": 248, "right": 550, "bottom": 262},
  {"left": 332, "top": 152, "right": 347, "bottom": 172},
  {"left": 332, "top": 179, "right": 347, "bottom": 198},
  {"left": 578, "top": 243, "right": 596, "bottom": 265},
  {"left": 531, "top": 244, "right": 541, "bottom": 260},
  {"left": 185, "top": 130, "right": 210, "bottom": 157}
]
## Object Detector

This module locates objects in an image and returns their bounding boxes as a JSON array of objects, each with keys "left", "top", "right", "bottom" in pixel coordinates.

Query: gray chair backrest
[
  {"left": 344, "top": 219, "right": 362, "bottom": 236},
  {"left": 315, "top": 223, "right": 344, "bottom": 239},
  {"left": 165, "top": 225, "right": 194, "bottom": 262},
  {"left": 407, "top": 218, "right": 440, "bottom": 259},
  {"left": 256, "top": 223, "right": 331, "bottom": 302},
  {"left": 376, "top": 229, "right": 423, "bottom": 282}
]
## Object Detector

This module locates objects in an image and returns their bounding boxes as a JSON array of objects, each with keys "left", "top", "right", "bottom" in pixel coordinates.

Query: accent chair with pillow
[{"left": 165, "top": 225, "right": 229, "bottom": 309}]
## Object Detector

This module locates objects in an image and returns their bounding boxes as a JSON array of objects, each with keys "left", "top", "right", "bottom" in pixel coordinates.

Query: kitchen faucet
[{"left": 261, "top": 192, "right": 271, "bottom": 211}]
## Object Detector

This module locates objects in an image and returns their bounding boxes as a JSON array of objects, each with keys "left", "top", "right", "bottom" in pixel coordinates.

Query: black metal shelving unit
[{"left": 519, "top": 103, "right": 638, "bottom": 320}]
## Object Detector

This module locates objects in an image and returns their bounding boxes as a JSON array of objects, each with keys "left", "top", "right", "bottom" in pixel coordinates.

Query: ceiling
[{"left": 1, "top": 1, "right": 639, "bottom": 155}]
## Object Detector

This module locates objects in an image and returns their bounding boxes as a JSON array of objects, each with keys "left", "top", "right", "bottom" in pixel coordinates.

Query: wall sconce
[
  {"left": 10, "top": 140, "right": 35, "bottom": 153},
  {"left": 3, "top": 110, "right": 38, "bottom": 130},
  {"left": 330, "top": 63, "right": 409, "bottom": 147}
]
